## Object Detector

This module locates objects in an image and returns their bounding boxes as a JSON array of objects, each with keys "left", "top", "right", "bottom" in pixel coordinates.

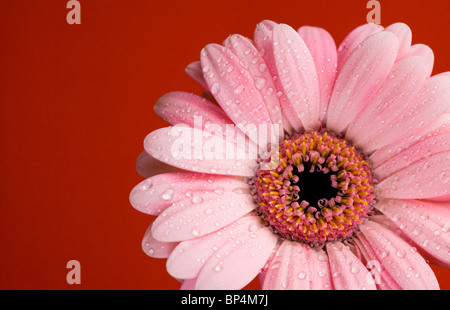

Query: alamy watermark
[
  {"left": 167, "top": 116, "right": 282, "bottom": 170},
  {"left": 66, "top": 0, "right": 81, "bottom": 25},
  {"left": 367, "top": 0, "right": 381, "bottom": 25}
]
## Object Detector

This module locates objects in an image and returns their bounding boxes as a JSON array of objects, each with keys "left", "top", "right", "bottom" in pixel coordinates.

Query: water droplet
[
  {"left": 161, "top": 189, "right": 174, "bottom": 200},
  {"left": 192, "top": 195, "right": 204, "bottom": 205},
  {"left": 332, "top": 271, "right": 341, "bottom": 278},
  {"left": 148, "top": 248, "right": 155, "bottom": 256},
  {"left": 214, "top": 187, "right": 225, "bottom": 195},
  {"left": 211, "top": 83, "right": 220, "bottom": 95},
  {"left": 204, "top": 208, "right": 213, "bottom": 215},
  {"left": 351, "top": 266, "right": 360, "bottom": 274},
  {"left": 255, "top": 77, "right": 266, "bottom": 90},
  {"left": 248, "top": 223, "right": 258, "bottom": 232},
  {"left": 298, "top": 271, "right": 307, "bottom": 280},
  {"left": 192, "top": 229, "right": 200, "bottom": 236},
  {"left": 259, "top": 63, "right": 267, "bottom": 72},
  {"left": 396, "top": 249, "right": 406, "bottom": 258},
  {"left": 234, "top": 84, "right": 245, "bottom": 94},
  {"left": 140, "top": 180, "right": 152, "bottom": 191}
]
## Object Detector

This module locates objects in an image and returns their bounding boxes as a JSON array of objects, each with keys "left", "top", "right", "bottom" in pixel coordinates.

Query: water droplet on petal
[
  {"left": 211, "top": 83, "right": 220, "bottom": 95},
  {"left": 298, "top": 271, "right": 307, "bottom": 280},
  {"left": 161, "top": 189, "right": 174, "bottom": 200},
  {"left": 192, "top": 195, "right": 204, "bottom": 205}
]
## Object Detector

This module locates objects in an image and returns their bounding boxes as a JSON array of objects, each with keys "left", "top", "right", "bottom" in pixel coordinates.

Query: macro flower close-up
[{"left": 130, "top": 20, "right": 450, "bottom": 290}]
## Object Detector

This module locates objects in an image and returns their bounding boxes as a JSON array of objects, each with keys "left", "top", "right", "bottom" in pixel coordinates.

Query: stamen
[{"left": 251, "top": 131, "right": 375, "bottom": 246}]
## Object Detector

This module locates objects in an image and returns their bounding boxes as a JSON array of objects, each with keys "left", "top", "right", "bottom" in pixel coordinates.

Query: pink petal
[
  {"left": 326, "top": 242, "right": 377, "bottom": 290},
  {"left": 185, "top": 61, "right": 208, "bottom": 89},
  {"left": 377, "top": 199, "right": 450, "bottom": 268},
  {"left": 151, "top": 191, "right": 255, "bottom": 242},
  {"left": 369, "top": 113, "right": 450, "bottom": 167},
  {"left": 374, "top": 131, "right": 450, "bottom": 180},
  {"left": 297, "top": 26, "right": 337, "bottom": 123},
  {"left": 200, "top": 43, "right": 276, "bottom": 145},
  {"left": 261, "top": 241, "right": 332, "bottom": 290},
  {"left": 336, "top": 23, "right": 384, "bottom": 73},
  {"left": 154, "top": 91, "right": 232, "bottom": 128},
  {"left": 358, "top": 219, "right": 439, "bottom": 289},
  {"left": 407, "top": 44, "right": 434, "bottom": 77},
  {"left": 354, "top": 229, "right": 401, "bottom": 290},
  {"left": 180, "top": 278, "right": 197, "bottom": 290},
  {"left": 272, "top": 24, "right": 320, "bottom": 131},
  {"left": 326, "top": 31, "right": 399, "bottom": 134},
  {"left": 377, "top": 151, "right": 450, "bottom": 199},
  {"left": 223, "top": 34, "right": 283, "bottom": 139},
  {"left": 144, "top": 126, "right": 257, "bottom": 176},
  {"left": 142, "top": 223, "right": 178, "bottom": 258},
  {"left": 167, "top": 215, "right": 261, "bottom": 279},
  {"left": 384, "top": 23, "right": 412, "bottom": 61},
  {"left": 345, "top": 55, "right": 430, "bottom": 147},
  {"left": 136, "top": 150, "right": 182, "bottom": 178},
  {"left": 195, "top": 216, "right": 278, "bottom": 290},
  {"left": 363, "top": 74, "right": 450, "bottom": 153},
  {"left": 130, "top": 172, "right": 248, "bottom": 215},
  {"left": 254, "top": 20, "right": 297, "bottom": 135}
]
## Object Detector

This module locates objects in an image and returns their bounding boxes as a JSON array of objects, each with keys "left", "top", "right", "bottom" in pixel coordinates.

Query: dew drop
[
  {"left": 211, "top": 83, "right": 220, "bottom": 95},
  {"left": 396, "top": 249, "right": 406, "bottom": 258},
  {"left": 214, "top": 187, "right": 225, "bottom": 195},
  {"left": 161, "top": 189, "right": 174, "bottom": 200},
  {"left": 298, "top": 271, "right": 307, "bottom": 280},
  {"left": 204, "top": 208, "right": 213, "bottom": 215},
  {"left": 351, "top": 266, "right": 360, "bottom": 274},
  {"left": 192, "top": 195, "right": 204, "bottom": 205}
]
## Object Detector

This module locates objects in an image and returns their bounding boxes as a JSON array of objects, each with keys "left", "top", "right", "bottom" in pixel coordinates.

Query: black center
[{"left": 292, "top": 164, "right": 339, "bottom": 208}]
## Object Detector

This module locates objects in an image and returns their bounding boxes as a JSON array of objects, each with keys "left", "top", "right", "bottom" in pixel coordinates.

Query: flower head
[{"left": 130, "top": 20, "right": 450, "bottom": 290}]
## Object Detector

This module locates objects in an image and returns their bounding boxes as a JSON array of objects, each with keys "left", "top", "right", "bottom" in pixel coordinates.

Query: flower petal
[
  {"left": 144, "top": 126, "right": 258, "bottom": 176},
  {"left": 151, "top": 191, "right": 255, "bottom": 242},
  {"left": 200, "top": 43, "right": 275, "bottom": 145},
  {"left": 180, "top": 278, "right": 197, "bottom": 290},
  {"left": 261, "top": 240, "right": 332, "bottom": 290},
  {"left": 154, "top": 91, "right": 232, "bottom": 128},
  {"left": 363, "top": 74, "right": 450, "bottom": 153},
  {"left": 384, "top": 23, "right": 412, "bottom": 61},
  {"left": 167, "top": 215, "right": 260, "bottom": 279},
  {"left": 130, "top": 172, "right": 248, "bottom": 215},
  {"left": 223, "top": 34, "right": 283, "bottom": 139},
  {"left": 358, "top": 219, "right": 439, "bottom": 289},
  {"left": 142, "top": 223, "right": 178, "bottom": 258},
  {"left": 345, "top": 55, "right": 430, "bottom": 147},
  {"left": 326, "top": 242, "right": 377, "bottom": 290},
  {"left": 185, "top": 61, "right": 207, "bottom": 89},
  {"left": 374, "top": 131, "right": 450, "bottom": 180},
  {"left": 369, "top": 113, "right": 450, "bottom": 167},
  {"left": 195, "top": 216, "right": 278, "bottom": 290},
  {"left": 272, "top": 24, "right": 320, "bottom": 131},
  {"left": 298, "top": 26, "right": 337, "bottom": 123},
  {"left": 377, "top": 199, "right": 450, "bottom": 268},
  {"left": 326, "top": 31, "right": 399, "bottom": 134},
  {"left": 377, "top": 151, "right": 450, "bottom": 199},
  {"left": 336, "top": 23, "right": 384, "bottom": 73},
  {"left": 407, "top": 44, "right": 434, "bottom": 77},
  {"left": 136, "top": 150, "right": 182, "bottom": 178},
  {"left": 254, "top": 20, "right": 298, "bottom": 135}
]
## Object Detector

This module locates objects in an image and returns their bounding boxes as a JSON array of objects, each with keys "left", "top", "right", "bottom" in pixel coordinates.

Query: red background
[{"left": 1, "top": 0, "right": 449, "bottom": 290}]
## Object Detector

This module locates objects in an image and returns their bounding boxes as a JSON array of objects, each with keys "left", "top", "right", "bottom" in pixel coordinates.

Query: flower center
[{"left": 251, "top": 131, "right": 375, "bottom": 246}]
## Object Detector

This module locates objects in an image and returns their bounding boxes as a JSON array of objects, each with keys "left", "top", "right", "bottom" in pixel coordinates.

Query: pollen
[{"left": 251, "top": 131, "right": 375, "bottom": 246}]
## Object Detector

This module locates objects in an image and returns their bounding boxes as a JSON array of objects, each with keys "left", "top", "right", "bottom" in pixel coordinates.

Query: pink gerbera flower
[{"left": 130, "top": 20, "right": 450, "bottom": 290}]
